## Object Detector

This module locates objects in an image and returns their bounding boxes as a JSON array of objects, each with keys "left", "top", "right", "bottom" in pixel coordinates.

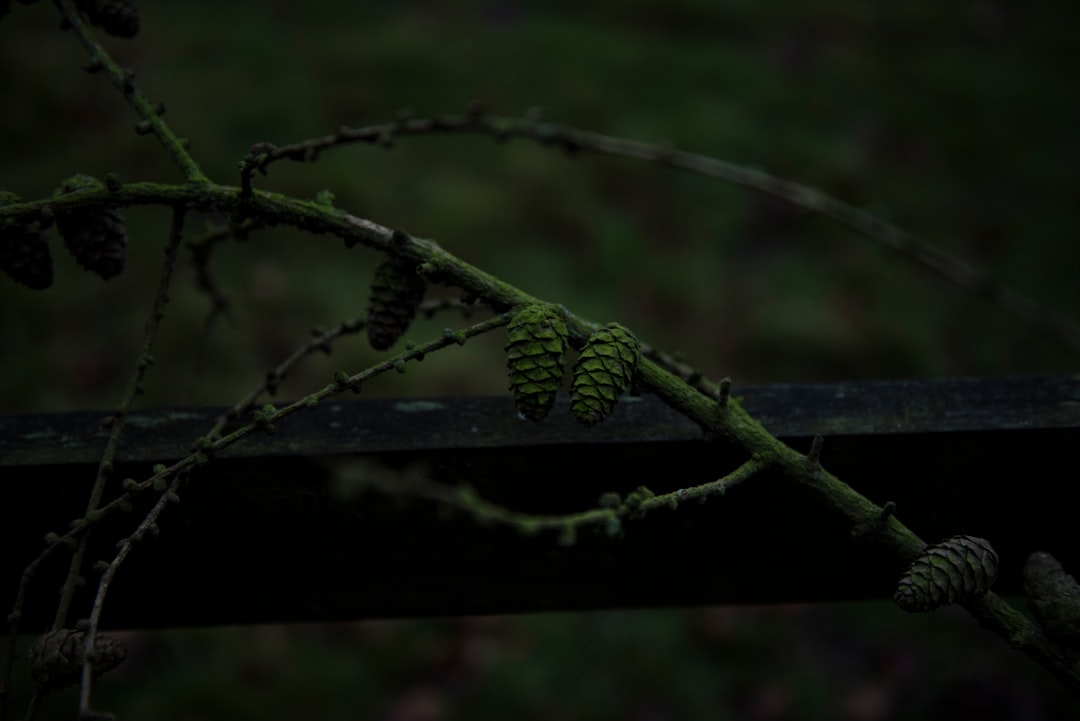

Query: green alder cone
[
  {"left": 29, "top": 628, "right": 127, "bottom": 692},
  {"left": 1023, "top": 551, "right": 1080, "bottom": 650},
  {"left": 894, "top": 534, "right": 998, "bottom": 612},
  {"left": 571, "top": 322, "right": 640, "bottom": 426},
  {"left": 366, "top": 256, "right": 426, "bottom": 350},
  {"left": 0, "top": 191, "right": 52, "bottom": 289},
  {"left": 505, "top": 304, "right": 569, "bottom": 422},
  {"left": 53, "top": 174, "right": 127, "bottom": 280}
]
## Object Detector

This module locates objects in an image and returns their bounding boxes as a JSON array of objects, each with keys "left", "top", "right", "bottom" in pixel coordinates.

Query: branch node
[
  {"left": 717, "top": 377, "right": 732, "bottom": 407},
  {"left": 807, "top": 435, "right": 824, "bottom": 471},
  {"left": 851, "top": 501, "right": 897, "bottom": 539},
  {"left": 252, "top": 404, "right": 278, "bottom": 434},
  {"left": 82, "top": 56, "right": 104, "bottom": 74},
  {"left": 334, "top": 370, "right": 362, "bottom": 394}
]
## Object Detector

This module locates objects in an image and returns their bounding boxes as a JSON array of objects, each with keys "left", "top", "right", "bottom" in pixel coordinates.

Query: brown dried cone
[
  {"left": 366, "top": 256, "right": 426, "bottom": 350},
  {"left": 894, "top": 534, "right": 998, "bottom": 612},
  {"left": 76, "top": 0, "right": 140, "bottom": 38},
  {"left": 505, "top": 305, "right": 569, "bottom": 422},
  {"left": 54, "top": 174, "right": 127, "bottom": 280},
  {"left": 1023, "top": 551, "right": 1080, "bottom": 651},
  {"left": 0, "top": 191, "right": 52, "bottom": 289},
  {"left": 571, "top": 322, "right": 640, "bottom": 426},
  {"left": 29, "top": 628, "right": 127, "bottom": 692}
]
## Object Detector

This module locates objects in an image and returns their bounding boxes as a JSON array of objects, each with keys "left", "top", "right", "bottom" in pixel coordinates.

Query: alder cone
[
  {"left": 77, "top": 0, "right": 140, "bottom": 38},
  {"left": 571, "top": 322, "right": 639, "bottom": 426},
  {"left": 366, "top": 256, "right": 426, "bottom": 350},
  {"left": 505, "top": 304, "right": 568, "bottom": 422},
  {"left": 1, "top": 192, "right": 52, "bottom": 289},
  {"left": 54, "top": 174, "right": 127, "bottom": 280},
  {"left": 29, "top": 628, "right": 127, "bottom": 692},
  {"left": 894, "top": 535, "right": 998, "bottom": 612},
  {"left": 1023, "top": 551, "right": 1080, "bottom": 648}
]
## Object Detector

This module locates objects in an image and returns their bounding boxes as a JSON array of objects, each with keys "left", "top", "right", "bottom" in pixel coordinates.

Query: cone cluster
[
  {"left": 505, "top": 305, "right": 568, "bottom": 422},
  {"left": 54, "top": 174, "right": 127, "bottom": 280},
  {"left": 1023, "top": 551, "right": 1080, "bottom": 647},
  {"left": 894, "top": 534, "right": 998, "bottom": 612},
  {"left": 29, "top": 628, "right": 127, "bottom": 692},
  {"left": 0, "top": 191, "right": 52, "bottom": 289},
  {"left": 77, "top": 0, "right": 141, "bottom": 38},
  {"left": 366, "top": 256, "right": 426, "bottom": 350},
  {"left": 571, "top": 322, "right": 639, "bottom": 426}
]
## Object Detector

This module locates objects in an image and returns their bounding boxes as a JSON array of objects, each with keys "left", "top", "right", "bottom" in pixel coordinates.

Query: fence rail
[{"left": 2, "top": 376, "right": 1078, "bottom": 631}]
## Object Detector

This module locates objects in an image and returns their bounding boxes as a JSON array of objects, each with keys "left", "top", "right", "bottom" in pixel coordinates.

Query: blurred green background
[{"left": 2, "top": 0, "right": 1078, "bottom": 718}]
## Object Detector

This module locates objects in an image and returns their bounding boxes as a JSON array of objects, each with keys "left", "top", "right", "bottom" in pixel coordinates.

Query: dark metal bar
[{"left": 2, "top": 376, "right": 1078, "bottom": 630}]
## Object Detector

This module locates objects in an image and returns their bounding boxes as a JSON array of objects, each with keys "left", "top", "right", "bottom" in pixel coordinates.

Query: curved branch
[
  {"left": 5, "top": 181, "right": 1077, "bottom": 694},
  {"left": 251, "top": 111, "right": 1080, "bottom": 357}
]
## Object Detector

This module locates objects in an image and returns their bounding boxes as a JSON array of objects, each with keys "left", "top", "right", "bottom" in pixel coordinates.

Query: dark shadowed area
[{"left": 2, "top": 1, "right": 1078, "bottom": 719}]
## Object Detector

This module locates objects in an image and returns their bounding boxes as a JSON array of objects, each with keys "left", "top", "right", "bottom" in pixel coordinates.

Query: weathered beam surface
[{"left": 2, "top": 376, "right": 1078, "bottom": 630}]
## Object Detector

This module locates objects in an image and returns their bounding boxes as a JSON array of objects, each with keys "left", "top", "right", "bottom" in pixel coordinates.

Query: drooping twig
[
  {"left": 186, "top": 220, "right": 247, "bottom": 338},
  {"left": 347, "top": 456, "right": 769, "bottom": 545},
  {"left": 250, "top": 111, "right": 1080, "bottom": 357},
  {"left": 51, "top": 206, "right": 185, "bottom": 630},
  {"left": 1, "top": 206, "right": 187, "bottom": 721},
  {"left": 78, "top": 472, "right": 183, "bottom": 719}
]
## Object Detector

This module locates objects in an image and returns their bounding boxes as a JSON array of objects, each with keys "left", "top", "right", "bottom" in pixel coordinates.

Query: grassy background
[
  {"left": 2, "top": 1, "right": 1078, "bottom": 718},
  {"left": 3, "top": 0, "right": 1079, "bottom": 410}
]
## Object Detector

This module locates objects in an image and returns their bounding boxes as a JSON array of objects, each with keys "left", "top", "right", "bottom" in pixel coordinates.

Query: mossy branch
[
  {"left": 346, "top": 457, "right": 768, "bottom": 545},
  {"left": 3, "top": 7, "right": 1078, "bottom": 709},
  {"left": 52, "top": 0, "right": 207, "bottom": 183},
  {"left": 8, "top": 176, "right": 1073, "bottom": 691}
]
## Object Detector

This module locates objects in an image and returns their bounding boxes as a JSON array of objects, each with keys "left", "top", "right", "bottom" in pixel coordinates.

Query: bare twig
[
  {"left": 78, "top": 472, "right": 183, "bottom": 718},
  {"left": 50, "top": 207, "right": 185, "bottom": 629},
  {"left": 349, "top": 456, "right": 768, "bottom": 544},
  {"left": 206, "top": 298, "right": 485, "bottom": 439},
  {"left": 251, "top": 111, "right": 1080, "bottom": 357},
  {"left": 2, "top": 207, "right": 186, "bottom": 721}
]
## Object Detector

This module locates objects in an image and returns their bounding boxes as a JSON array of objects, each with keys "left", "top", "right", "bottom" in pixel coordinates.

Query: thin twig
[
  {"left": 78, "top": 472, "right": 182, "bottom": 718},
  {"left": 353, "top": 456, "right": 768, "bottom": 542},
  {"left": 52, "top": 206, "right": 185, "bottom": 623},
  {"left": 53, "top": 0, "right": 207, "bottom": 183},
  {"left": 253, "top": 111, "right": 1080, "bottom": 357},
  {"left": 206, "top": 299, "right": 485, "bottom": 439},
  {"left": 2, "top": 209, "right": 185, "bottom": 721}
]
